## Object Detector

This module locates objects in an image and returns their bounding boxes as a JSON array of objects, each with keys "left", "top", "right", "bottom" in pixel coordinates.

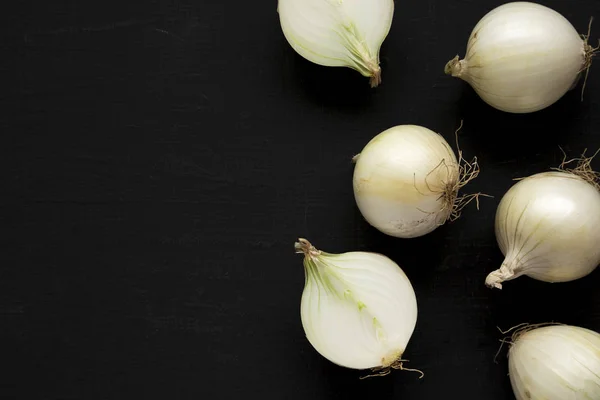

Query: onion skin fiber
[
  {"left": 446, "top": 2, "right": 594, "bottom": 113},
  {"left": 487, "top": 171, "right": 600, "bottom": 289},
  {"left": 508, "top": 325, "right": 600, "bottom": 400}
]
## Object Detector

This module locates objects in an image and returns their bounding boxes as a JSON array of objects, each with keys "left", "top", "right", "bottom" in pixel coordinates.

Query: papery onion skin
[
  {"left": 487, "top": 172, "right": 600, "bottom": 289},
  {"left": 296, "top": 239, "right": 417, "bottom": 370},
  {"left": 446, "top": 2, "right": 592, "bottom": 113},
  {"left": 277, "top": 0, "right": 394, "bottom": 87},
  {"left": 508, "top": 325, "right": 600, "bottom": 400},
  {"left": 353, "top": 125, "right": 460, "bottom": 238}
]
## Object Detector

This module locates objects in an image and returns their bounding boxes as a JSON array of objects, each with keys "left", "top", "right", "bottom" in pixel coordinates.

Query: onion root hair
[
  {"left": 360, "top": 359, "right": 424, "bottom": 380},
  {"left": 493, "top": 322, "right": 564, "bottom": 363},
  {"left": 553, "top": 146, "right": 600, "bottom": 190},
  {"left": 580, "top": 16, "right": 599, "bottom": 101}
]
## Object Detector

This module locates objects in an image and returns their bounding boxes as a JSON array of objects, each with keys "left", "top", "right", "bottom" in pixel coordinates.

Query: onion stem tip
[
  {"left": 485, "top": 267, "right": 515, "bottom": 290},
  {"left": 444, "top": 55, "right": 462, "bottom": 77},
  {"left": 369, "top": 67, "right": 382, "bottom": 88},
  {"left": 294, "top": 238, "right": 320, "bottom": 258}
]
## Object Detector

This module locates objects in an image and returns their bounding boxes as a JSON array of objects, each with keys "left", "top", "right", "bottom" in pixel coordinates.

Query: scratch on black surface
[
  {"left": 303, "top": 190, "right": 311, "bottom": 238},
  {"left": 154, "top": 28, "right": 184, "bottom": 42},
  {"left": 428, "top": 0, "right": 436, "bottom": 17},
  {"left": 0, "top": 305, "right": 25, "bottom": 314},
  {"left": 24, "top": 18, "right": 157, "bottom": 38}
]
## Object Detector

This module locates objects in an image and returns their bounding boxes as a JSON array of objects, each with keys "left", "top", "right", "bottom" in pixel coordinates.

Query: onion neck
[
  {"left": 485, "top": 260, "right": 518, "bottom": 290},
  {"left": 367, "top": 63, "right": 382, "bottom": 88},
  {"left": 444, "top": 56, "right": 466, "bottom": 78},
  {"left": 351, "top": 53, "right": 381, "bottom": 87},
  {"left": 339, "top": 23, "right": 382, "bottom": 87},
  {"left": 295, "top": 238, "right": 321, "bottom": 259},
  {"left": 297, "top": 239, "right": 341, "bottom": 296}
]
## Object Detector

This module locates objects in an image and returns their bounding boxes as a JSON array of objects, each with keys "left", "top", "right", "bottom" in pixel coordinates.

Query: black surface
[{"left": 3, "top": 0, "right": 600, "bottom": 399}]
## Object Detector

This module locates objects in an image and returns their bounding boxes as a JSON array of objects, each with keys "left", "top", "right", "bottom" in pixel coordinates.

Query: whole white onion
[
  {"left": 446, "top": 2, "right": 595, "bottom": 113},
  {"left": 508, "top": 324, "right": 600, "bottom": 399},
  {"left": 352, "top": 125, "right": 481, "bottom": 238},
  {"left": 487, "top": 162, "right": 600, "bottom": 289}
]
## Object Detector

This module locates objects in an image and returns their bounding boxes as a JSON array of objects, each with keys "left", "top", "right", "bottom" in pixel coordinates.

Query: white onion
[
  {"left": 486, "top": 158, "right": 600, "bottom": 289},
  {"left": 445, "top": 2, "right": 596, "bottom": 113},
  {"left": 506, "top": 324, "right": 600, "bottom": 399},
  {"left": 352, "top": 124, "right": 481, "bottom": 239},
  {"left": 295, "top": 238, "right": 420, "bottom": 376},
  {"left": 277, "top": 0, "right": 394, "bottom": 87}
]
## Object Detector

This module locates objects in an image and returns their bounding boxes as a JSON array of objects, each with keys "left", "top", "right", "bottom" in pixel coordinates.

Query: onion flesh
[
  {"left": 295, "top": 238, "right": 419, "bottom": 375},
  {"left": 277, "top": 0, "right": 394, "bottom": 87}
]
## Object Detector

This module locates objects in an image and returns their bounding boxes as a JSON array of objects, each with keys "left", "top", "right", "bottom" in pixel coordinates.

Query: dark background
[{"left": 2, "top": 0, "right": 600, "bottom": 398}]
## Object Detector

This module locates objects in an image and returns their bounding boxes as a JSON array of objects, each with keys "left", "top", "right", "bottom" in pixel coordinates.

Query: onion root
[
  {"left": 421, "top": 121, "right": 491, "bottom": 224},
  {"left": 493, "top": 322, "right": 564, "bottom": 363},
  {"left": 580, "top": 17, "right": 599, "bottom": 100},
  {"left": 553, "top": 147, "right": 600, "bottom": 190},
  {"left": 360, "top": 359, "right": 424, "bottom": 380}
]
